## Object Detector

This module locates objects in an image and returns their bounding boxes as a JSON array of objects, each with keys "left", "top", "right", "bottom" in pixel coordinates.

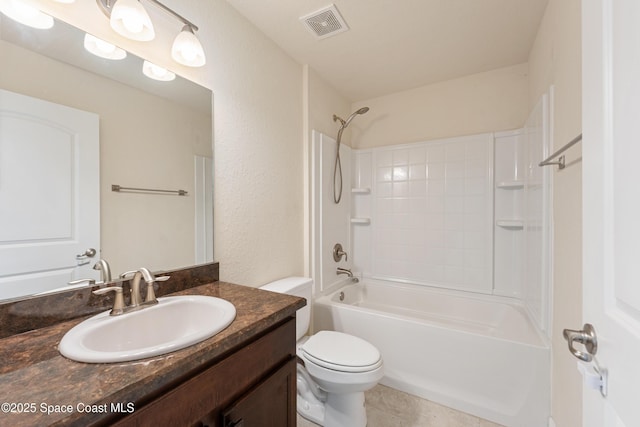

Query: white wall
[
  {"left": 528, "top": 0, "right": 583, "bottom": 425},
  {"left": 32, "top": 0, "right": 306, "bottom": 286},
  {"left": 350, "top": 63, "right": 530, "bottom": 149}
]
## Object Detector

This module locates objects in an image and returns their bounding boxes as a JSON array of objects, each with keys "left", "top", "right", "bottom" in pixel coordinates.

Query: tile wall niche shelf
[
  {"left": 350, "top": 218, "right": 371, "bottom": 225},
  {"left": 496, "top": 219, "right": 524, "bottom": 230},
  {"left": 351, "top": 187, "right": 371, "bottom": 194},
  {"left": 496, "top": 181, "right": 524, "bottom": 189}
]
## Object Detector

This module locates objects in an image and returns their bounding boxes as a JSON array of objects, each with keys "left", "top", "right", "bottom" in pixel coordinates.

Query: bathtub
[{"left": 313, "top": 279, "right": 550, "bottom": 427}]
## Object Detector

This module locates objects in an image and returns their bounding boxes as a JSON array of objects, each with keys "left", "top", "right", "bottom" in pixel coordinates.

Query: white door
[
  {"left": 582, "top": 0, "right": 640, "bottom": 425},
  {"left": 0, "top": 89, "right": 100, "bottom": 298}
]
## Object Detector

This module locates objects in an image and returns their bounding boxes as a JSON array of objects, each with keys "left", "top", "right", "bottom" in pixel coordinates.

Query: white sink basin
[{"left": 59, "top": 295, "right": 236, "bottom": 363}]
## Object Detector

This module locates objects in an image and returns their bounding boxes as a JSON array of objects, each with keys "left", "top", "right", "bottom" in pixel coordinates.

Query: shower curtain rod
[{"left": 539, "top": 133, "right": 582, "bottom": 170}]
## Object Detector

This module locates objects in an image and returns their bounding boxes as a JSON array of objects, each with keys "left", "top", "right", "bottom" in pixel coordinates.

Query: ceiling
[{"left": 224, "top": 0, "right": 549, "bottom": 102}]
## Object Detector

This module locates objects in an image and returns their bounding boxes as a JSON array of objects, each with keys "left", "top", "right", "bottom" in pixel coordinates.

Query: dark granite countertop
[{"left": 0, "top": 281, "right": 304, "bottom": 426}]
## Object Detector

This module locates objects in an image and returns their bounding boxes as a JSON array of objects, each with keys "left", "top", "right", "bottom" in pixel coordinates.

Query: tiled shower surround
[{"left": 352, "top": 134, "right": 495, "bottom": 294}]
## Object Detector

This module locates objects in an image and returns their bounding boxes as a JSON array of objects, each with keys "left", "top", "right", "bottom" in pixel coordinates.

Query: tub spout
[{"left": 336, "top": 268, "right": 359, "bottom": 283}]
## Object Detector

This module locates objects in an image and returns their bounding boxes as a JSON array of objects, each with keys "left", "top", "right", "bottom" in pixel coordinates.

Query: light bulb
[
  {"left": 121, "top": 15, "right": 143, "bottom": 34},
  {"left": 0, "top": 0, "right": 53, "bottom": 29},
  {"left": 109, "top": 0, "right": 154, "bottom": 41},
  {"left": 84, "top": 33, "right": 126, "bottom": 60},
  {"left": 143, "top": 60, "right": 175, "bottom": 82},
  {"left": 171, "top": 26, "right": 206, "bottom": 67}
]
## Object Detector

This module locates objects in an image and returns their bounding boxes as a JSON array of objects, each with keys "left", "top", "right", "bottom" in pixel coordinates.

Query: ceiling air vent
[{"left": 300, "top": 4, "right": 349, "bottom": 40}]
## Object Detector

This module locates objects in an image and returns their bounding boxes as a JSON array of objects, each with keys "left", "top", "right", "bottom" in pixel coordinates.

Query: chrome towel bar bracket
[{"left": 539, "top": 133, "right": 582, "bottom": 170}]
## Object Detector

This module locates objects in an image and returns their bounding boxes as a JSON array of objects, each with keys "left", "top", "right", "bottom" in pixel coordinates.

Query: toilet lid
[{"left": 301, "top": 331, "right": 382, "bottom": 373}]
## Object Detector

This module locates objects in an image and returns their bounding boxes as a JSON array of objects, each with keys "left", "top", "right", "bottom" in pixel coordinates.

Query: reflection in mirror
[{"left": 0, "top": 14, "right": 213, "bottom": 301}]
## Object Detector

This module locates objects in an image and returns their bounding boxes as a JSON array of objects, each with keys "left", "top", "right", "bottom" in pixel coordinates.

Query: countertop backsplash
[{"left": 0, "top": 262, "right": 219, "bottom": 339}]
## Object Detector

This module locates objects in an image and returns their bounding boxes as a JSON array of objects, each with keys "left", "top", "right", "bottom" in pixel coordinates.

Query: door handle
[
  {"left": 563, "top": 323, "right": 598, "bottom": 362},
  {"left": 76, "top": 248, "right": 97, "bottom": 260}
]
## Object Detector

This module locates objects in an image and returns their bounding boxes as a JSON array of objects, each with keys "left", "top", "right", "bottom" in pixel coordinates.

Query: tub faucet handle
[{"left": 333, "top": 243, "right": 348, "bottom": 262}]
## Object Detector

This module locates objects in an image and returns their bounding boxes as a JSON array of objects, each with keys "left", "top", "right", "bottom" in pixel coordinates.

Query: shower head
[{"left": 334, "top": 107, "right": 370, "bottom": 129}]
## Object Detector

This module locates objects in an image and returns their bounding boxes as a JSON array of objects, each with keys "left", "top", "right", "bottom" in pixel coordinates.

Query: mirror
[{"left": 0, "top": 14, "right": 213, "bottom": 301}]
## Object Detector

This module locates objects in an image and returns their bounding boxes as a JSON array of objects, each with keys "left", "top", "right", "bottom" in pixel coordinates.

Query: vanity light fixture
[
  {"left": 0, "top": 0, "right": 53, "bottom": 29},
  {"left": 142, "top": 60, "right": 175, "bottom": 81},
  {"left": 83, "top": 33, "right": 127, "bottom": 60},
  {"left": 107, "top": 0, "right": 155, "bottom": 41},
  {"left": 97, "top": 0, "right": 206, "bottom": 67},
  {"left": 171, "top": 24, "right": 205, "bottom": 67}
]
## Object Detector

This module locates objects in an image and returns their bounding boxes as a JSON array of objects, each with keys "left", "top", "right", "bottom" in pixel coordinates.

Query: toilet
[{"left": 261, "top": 277, "right": 383, "bottom": 427}]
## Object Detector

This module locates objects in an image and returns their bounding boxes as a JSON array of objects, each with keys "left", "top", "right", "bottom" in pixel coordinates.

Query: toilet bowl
[{"left": 260, "top": 277, "right": 384, "bottom": 427}]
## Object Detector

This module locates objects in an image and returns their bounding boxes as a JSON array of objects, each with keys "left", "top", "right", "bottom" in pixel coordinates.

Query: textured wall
[{"left": 528, "top": 0, "right": 583, "bottom": 425}]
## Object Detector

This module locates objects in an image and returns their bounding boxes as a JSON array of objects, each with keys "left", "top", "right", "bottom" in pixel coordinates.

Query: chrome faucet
[
  {"left": 93, "top": 259, "right": 112, "bottom": 283},
  {"left": 104, "top": 268, "right": 171, "bottom": 313},
  {"left": 94, "top": 268, "right": 171, "bottom": 316},
  {"left": 336, "top": 267, "right": 359, "bottom": 283}
]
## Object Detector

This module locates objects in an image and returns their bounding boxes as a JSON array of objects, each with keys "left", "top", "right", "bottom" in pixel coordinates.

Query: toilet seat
[{"left": 301, "top": 331, "right": 382, "bottom": 373}]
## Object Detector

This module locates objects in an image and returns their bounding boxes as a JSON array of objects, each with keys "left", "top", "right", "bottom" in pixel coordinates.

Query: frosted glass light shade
[
  {"left": 84, "top": 33, "right": 127, "bottom": 60},
  {"left": 0, "top": 0, "right": 53, "bottom": 29},
  {"left": 171, "top": 26, "right": 206, "bottom": 67},
  {"left": 110, "top": 0, "right": 154, "bottom": 41},
  {"left": 142, "top": 60, "right": 175, "bottom": 81}
]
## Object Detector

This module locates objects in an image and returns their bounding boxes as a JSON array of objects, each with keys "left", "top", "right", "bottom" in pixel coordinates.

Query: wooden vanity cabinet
[{"left": 112, "top": 318, "right": 297, "bottom": 427}]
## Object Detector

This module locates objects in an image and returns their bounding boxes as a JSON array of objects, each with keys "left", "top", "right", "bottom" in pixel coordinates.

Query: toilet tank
[{"left": 260, "top": 277, "right": 312, "bottom": 341}]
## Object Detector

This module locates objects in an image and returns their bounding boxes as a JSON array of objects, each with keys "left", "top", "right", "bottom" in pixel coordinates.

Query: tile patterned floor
[{"left": 296, "top": 384, "right": 505, "bottom": 427}]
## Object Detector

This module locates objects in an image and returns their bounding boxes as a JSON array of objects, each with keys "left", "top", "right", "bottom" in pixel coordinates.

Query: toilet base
[
  {"left": 324, "top": 392, "right": 366, "bottom": 427},
  {"left": 297, "top": 390, "right": 367, "bottom": 427},
  {"left": 297, "top": 368, "right": 368, "bottom": 427},
  {"left": 297, "top": 365, "right": 325, "bottom": 425},
  {"left": 297, "top": 387, "right": 325, "bottom": 425}
]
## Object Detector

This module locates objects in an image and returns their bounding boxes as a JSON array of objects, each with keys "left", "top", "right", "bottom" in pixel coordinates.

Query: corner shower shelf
[
  {"left": 351, "top": 187, "right": 371, "bottom": 194},
  {"left": 350, "top": 218, "right": 371, "bottom": 225},
  {"left": 496, "top": 181, "right": 524, "bottom": 189},
  {"left": 496, "top": 219, "right": 524, "bottom": 230}
]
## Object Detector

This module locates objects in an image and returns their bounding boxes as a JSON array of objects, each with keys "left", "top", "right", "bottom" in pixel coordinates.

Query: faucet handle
[
  {"left": 143, "top": 275, "right": 170, "bottom": 305},
  {"left": 93, "top": 286, "right": 125, "bottom": 316},
  {"left": 333, "top": 243, "right": 348, "bottom": 262},
  {"left": 119, "top": 270, "right": 137, "bottom": 279}
]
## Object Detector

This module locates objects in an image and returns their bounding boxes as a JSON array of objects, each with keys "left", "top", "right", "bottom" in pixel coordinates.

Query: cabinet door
[{"left": 222, "top": 358, "right": 296, "bottom": 427}]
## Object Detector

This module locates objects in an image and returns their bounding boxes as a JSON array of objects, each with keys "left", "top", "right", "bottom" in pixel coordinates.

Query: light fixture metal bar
[
  {"left": 146, "top": 0, "right": 198, "bottom": 31},
  {"left": 96, "top": 0, "right": 199, "bottom": 32}
]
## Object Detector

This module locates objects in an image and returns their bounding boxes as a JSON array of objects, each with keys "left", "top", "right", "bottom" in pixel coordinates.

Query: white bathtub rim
[
  {"left": 324, "top": 276, "right": 550, "bottom": 346},
  {"left": 315, "top": 279, "right": 550, "bottom": 349},
  {"left": 315, "top": 296, "right": 547, "bottom": 350},
  {"left": 354, "top": 275, "right": 525, "bottom": 305}
]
